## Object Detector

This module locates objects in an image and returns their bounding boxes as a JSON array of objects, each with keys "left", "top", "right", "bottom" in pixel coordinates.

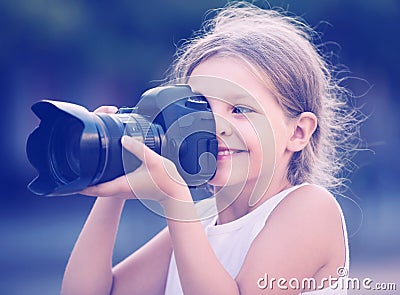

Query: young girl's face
[{"left": 189, "top": 56, "right": 293, "bottom": 203}]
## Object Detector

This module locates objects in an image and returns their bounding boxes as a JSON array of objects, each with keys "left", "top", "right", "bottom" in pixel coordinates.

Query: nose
[{"left": 214, "top": 113, "right": 233, "bottom": 136}]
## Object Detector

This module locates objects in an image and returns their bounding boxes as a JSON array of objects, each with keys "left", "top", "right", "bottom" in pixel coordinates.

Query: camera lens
[
  {"left": 66, "top": 128, "right": 81, "bottom": 176},
  {"left": 49, "top": 118, "right": 83, "bottom": 184},
  {"left": 26, "top": 99, "right": 167, "bottom": 196}
]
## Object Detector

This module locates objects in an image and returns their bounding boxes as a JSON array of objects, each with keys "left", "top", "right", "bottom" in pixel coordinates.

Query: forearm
[
  {"left": 161, "top": 193, "right": 240, "bottom": 295},
  {"left": 61, "top": 197, "right": 125, "bottom": 295}
]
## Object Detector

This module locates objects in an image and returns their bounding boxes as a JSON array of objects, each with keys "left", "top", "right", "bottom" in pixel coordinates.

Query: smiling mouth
[{"left": 217, "top": 148, "right": 247, "bottom": 156}]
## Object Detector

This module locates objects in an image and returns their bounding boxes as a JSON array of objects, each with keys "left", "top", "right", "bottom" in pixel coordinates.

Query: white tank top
[{"left": 165, "top": 183, "right": 349, "bottom": 295}]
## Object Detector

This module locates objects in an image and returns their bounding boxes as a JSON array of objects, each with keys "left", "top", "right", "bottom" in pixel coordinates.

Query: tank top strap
[
  {"left": 259, "top": 183, "right": 310, "bottom": 221},
  {"left": 248, "top": 183, "right": 310, "bottom": 239}
]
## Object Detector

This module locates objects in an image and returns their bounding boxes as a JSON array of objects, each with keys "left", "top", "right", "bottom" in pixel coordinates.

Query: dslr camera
[{"left": 26, "top": 84, "right": 218, "bottom": 196}]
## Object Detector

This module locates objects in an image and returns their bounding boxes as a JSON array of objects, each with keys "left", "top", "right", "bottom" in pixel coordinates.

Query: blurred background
[{"left": 0, "top": 0, "right": 399, "bottom": 294}]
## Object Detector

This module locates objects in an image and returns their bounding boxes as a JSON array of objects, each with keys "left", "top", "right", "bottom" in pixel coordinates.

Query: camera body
[{"left": 27, "top": 84, "right": 217, "bottom": 196}]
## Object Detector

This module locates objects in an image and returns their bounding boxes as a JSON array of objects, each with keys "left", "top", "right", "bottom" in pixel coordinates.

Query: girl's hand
[{"left": 80, "top": 105, "right": 189, "bottom": 202}]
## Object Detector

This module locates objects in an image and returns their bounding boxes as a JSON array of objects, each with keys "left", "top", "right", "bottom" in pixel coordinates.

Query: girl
[{"left": 61, "top": 2, "right": 358, "bottom": 294}]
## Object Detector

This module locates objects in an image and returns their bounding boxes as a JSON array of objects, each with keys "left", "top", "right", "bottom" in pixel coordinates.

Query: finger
[
  {"left": 122, "top": 135, "right": 186, "bottom": 189},
  {"left": 79, "top": 187, "right": 98, "bottom": 197},
  {"left": 94, "top": 105, "right": 118, "bottom": 114},
  {"left": 121, "top": 135, "right": 160, "bottom": 167},
  {"left": 80, "top": 175, "right": 132, "bottom": 197}
]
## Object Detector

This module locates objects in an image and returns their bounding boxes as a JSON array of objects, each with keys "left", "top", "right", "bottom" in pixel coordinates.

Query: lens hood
[{"left": 27, "top": 100, "right": 100, "bottom": 196}]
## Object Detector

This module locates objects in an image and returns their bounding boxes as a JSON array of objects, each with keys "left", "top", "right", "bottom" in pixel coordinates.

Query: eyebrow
[
  {"left": 233, "top": 94, "right": 255, "bottom": 102},
  {"left": 206, "top": 94, "right": 257, "bottom": 104}
]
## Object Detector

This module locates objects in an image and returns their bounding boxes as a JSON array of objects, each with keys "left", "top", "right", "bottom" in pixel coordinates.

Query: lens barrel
[
  {"left": 26, "top": 102, "right": 163, "bottom": 196},
  {"left": 91, "top": 112, "right": 164, "bottom": 185}
]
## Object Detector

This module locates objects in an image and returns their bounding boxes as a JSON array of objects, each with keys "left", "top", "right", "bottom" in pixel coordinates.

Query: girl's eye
[{"left": 232, "top": 105, "right": 254, "bottom": 114}]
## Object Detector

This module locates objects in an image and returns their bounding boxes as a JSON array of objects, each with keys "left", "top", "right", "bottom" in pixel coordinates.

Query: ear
[{"left": 287, "top": 112, "right": 318, "bottom": 152}]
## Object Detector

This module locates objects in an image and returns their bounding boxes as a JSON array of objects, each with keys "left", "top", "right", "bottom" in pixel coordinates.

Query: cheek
[
  {"left": 245, "top": 116, "right": 275, "bottom": 156},
  {"left": 247, "top": 116, "right": 276, "bottom": 176},
  {"left": 249, "top": 133, "right": 274, "bottom": 171},
  {"left": 245, "top": 117, "right": 276, "bottom": 205}
]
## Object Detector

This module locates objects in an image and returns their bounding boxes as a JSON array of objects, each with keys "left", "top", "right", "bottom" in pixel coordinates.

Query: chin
[{"left": 208, "top": 170, "right": 249, "bottom": 188}]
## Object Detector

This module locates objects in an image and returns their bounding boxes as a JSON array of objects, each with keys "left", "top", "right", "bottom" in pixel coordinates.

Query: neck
[{"left": 214, "top": 176, "right": 292, "bottom": 225}]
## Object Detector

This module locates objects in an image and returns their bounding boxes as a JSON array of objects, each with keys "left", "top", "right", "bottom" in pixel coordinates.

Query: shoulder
[
  {"left": 273, "top": 183, "right": 341, "bottom": 218},
  {"left": 266, "top": 184, "right": 344, "bottom": 252},
  {"left": 270, "top": 184, "right": 342, "bottom": 231},
  {"left": 236, "top": 184, "right": 345, "bottom": 292},
  {"left": 258, "top": 183, "right": 345, "bottom": 267}
]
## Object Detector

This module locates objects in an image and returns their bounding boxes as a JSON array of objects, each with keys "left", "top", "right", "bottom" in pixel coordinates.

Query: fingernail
[
  {"left": 121, "top": 135, "right": 132, "bottom": 145},
  {"left": 108, "top": 106, "right": 118, "bottom": 113}
]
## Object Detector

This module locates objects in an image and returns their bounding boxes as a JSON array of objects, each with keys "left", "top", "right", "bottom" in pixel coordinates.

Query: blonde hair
[{"left": 166, "top": 1, "right": 361, "bottom": 192}]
